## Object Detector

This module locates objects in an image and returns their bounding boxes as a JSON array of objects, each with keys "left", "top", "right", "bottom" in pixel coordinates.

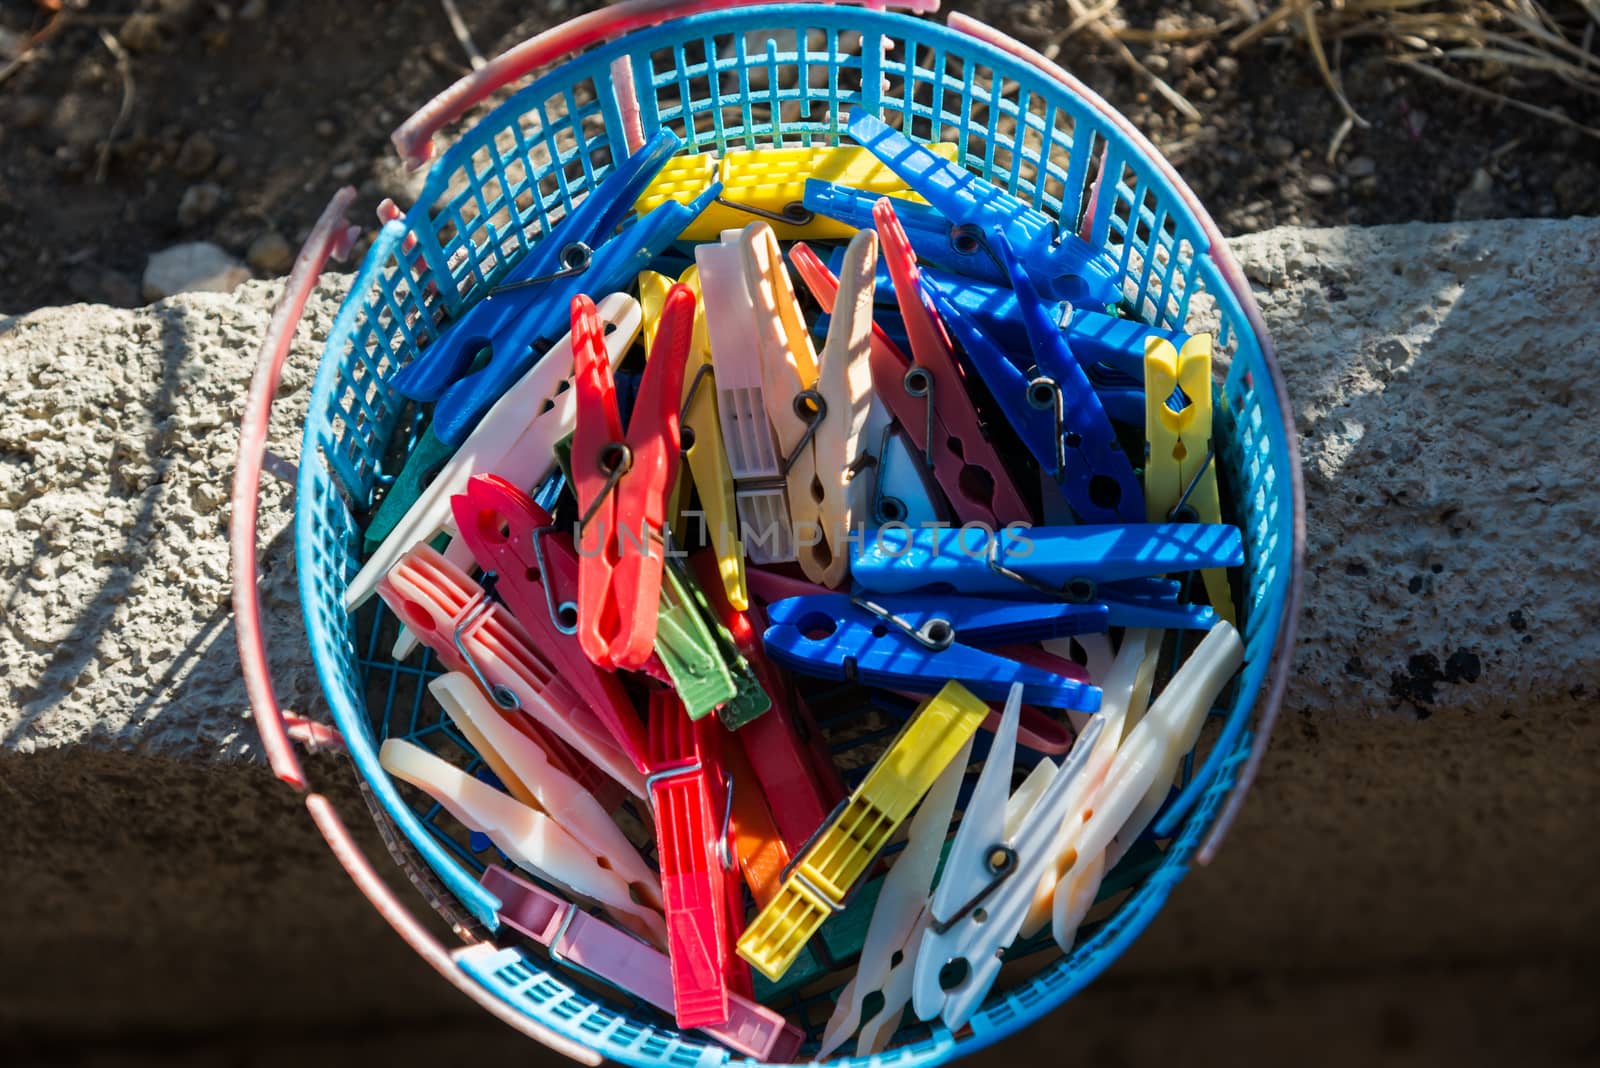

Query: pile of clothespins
[{"left": 347, "top": 106, "right": 1249, "bottom": 1061}]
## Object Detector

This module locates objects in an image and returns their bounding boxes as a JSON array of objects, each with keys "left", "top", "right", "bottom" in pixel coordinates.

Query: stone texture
[{"left": 1, "top": 218, "right": 1597, "bottom": 1066}]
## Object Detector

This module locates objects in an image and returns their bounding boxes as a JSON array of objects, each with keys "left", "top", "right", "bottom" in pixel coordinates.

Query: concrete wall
[{"left": 1, "top": 218, "right": 1596, "bottom": 1065}]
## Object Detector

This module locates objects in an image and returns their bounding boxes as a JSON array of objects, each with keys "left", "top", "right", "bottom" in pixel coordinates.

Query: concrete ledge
[{"left": 1, "top": 218, "right": 1597, "bottom": 1065}]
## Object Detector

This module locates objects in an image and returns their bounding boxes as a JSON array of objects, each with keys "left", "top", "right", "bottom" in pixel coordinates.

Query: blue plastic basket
[{"left": 293, "top": 5, "right": 1302, "bottom": 1065}]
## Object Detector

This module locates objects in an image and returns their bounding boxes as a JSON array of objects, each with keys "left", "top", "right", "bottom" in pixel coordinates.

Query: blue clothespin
[
  {"left": 1098, "top": 579, "right": 1218, "bottom": 630},
  {"left": 851, "top": 523, "right": 1244, "bottom": 601},
  {"left": 803, "top": 181, "right": 1009, "bottom": 288},
  {"left": 843, "top": 109, "right": 1122, "bottom": 308},
  {"left": 993, "top": 230, "right": 1144, "bottom": 524},
  {"left": 762, "top": 593, "right": 1105, "bottom": 710},
  {"left": 393, "top": 130, "right": 682, "bottom": 404}
]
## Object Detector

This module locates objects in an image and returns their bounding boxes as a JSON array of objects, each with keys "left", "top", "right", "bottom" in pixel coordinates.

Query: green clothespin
[
  {"left": 655, "top": 560, "right": 739, "bottom": 720},
  {"left": 675, "top": 562, "right": 771, "bottom": 729},
  {"left": 364, "top": 424, "right": 455, "bottom": 553}
]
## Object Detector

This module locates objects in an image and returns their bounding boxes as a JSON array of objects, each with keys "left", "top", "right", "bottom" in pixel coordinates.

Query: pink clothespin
[
  {"left": 452, "top": 474, "right": 650, "bottom": 773},
  {"left": 480, "top": 866, "right": 803, "bottom": 1062}
]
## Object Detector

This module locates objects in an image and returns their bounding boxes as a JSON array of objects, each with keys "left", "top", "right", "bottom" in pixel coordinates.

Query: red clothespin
[
  {"left": 451, "top": 474, "right": 650, "bottom": 774},
  {"left": 790, "top": 212, "right": 1032, "bottom": 527},
  {"left": 689, "top": 551, "right": 845, "bottom": 850},
  {"left": 647, "top": 690, "right": 749, "bottom": 1029},
  {"left": 571, "top": 287, "right": 694, "bottom": 671}
]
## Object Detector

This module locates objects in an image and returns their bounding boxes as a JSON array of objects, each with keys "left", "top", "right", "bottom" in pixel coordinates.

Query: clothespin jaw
[
  {"left": 911, "top": 689, "right": 1105, "bottom": 1029},
  {"left": 345, "top": 293, "right": 642, "bottom": 613},
  {"left": 450, "top": 474, "right": 650, "bottom": 772},
  {"left": 427, "top": 179, "right": 720, "bottom": 447},
  {"left": 392, "top": 129, "right": 681, "bottom": 404},
  {"left": 844, "top": 108, "right": 1122, "bottom": 307},
  {"left": 762, "top": 593, "right": 1106, "bottom": 710},
  {"left": 646, "top": 691, "right": 746, "bottom": 1029},
  {"left": 637, "top": 145, "right": 959, "bottom": 241},
  {"left": 672, "top": 265, "right": 747, "bottom": 610},
  {"left": 378, "top": 738, "right": 668, "bottom": 947},
  {"left": 849, "top": 523, "right": 1245, "bottom": 602},
  {"left": 571, "top": 287, "right": 694, "bottom": 671},
  {"left": 737, "top": 681, "right": 990, "bottom": 981},
  {"left": 1144, "top": 334, "right": 1238, "bottom": 626},
  {"left": 480, "top": 867, "right": 804, "bottom": 1062},
  {"left": 994, "top": 228, "right": 1145, "bottom": 524}
]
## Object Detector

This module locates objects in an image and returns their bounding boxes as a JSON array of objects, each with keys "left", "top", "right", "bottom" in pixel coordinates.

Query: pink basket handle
[
  {"left": 391, "top": 0, "right": 941, "bottom": 168},
  {"left": 227, "top": 190, "right": 606, "bottom": 1065}
]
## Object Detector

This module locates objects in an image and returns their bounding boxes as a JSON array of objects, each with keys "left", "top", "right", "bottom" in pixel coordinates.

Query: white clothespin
[
  {"left": 819, "top": 732, "right": 973, "bottom": 1058},
  {"left": 428, "top": 673, "right": 661, "bottom": 912},
  {"left": 377, "top": 738, "right": 668, "bottom": 949},
  {"left": 345, "top": 292, "right": 641, "bottom": 612},
  {"left": 744, "top": 223, "right": 877, "bottom": 587},
  {"left": 696, "top": 231, "right": 792, "bottom": 563},
  {"left": 912, "top": 684, "right": 1106, "bottom": 1029},
  {"left": 1047, "top": 623, "right": 1242, "bottom": 950}
]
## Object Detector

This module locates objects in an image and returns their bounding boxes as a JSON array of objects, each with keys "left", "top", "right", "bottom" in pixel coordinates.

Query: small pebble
[
  {"left": 177, "top": 182, "right": 224, "bottom": 228},
  {"left": 1263, "top": 135, "right": 1294, "bottom": 162},
  {"left": 246, "top": 231, "right": 293, "bottom": 274},
  {"left": 315, "top": 118, "right": 338, "bottom": 140},
  {"left": 174, "top": 132, "right": 218, "bottom": 177},
  {"left": 117, "top": 13, "right": 163, "bottom": 52},
  {"left": 1306, "top": 174, "right": 1338, "bottom": 197},
  {"left": 1344, "top": 156, "right": 1376, "bottom": 179}
]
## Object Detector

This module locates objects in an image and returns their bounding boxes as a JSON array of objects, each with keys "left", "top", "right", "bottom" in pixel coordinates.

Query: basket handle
[
  {"left": 391, "top": 0, "right": 942, "bottom": 168},
  {"left": 228, "top": 189, "right": 606, "bottom": 1066}
]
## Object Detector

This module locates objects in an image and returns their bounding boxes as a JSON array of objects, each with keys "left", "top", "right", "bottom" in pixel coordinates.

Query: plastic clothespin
[
  {"left": 392, "top": 132, "right": 699, "bottom": 437},
  {"left": 661, "top": 558, "right": 770, "bottom": 728},
  {"left": 688, "top": 551, "right": 839, "bottom": 855},
  {"left": 746, "top": 224, "right": 878, "bottom": 587},
  {"left": 844, "top": 109, "right": 1123, "bottom": 308},
  {"left": 671, "top": 264, "right": 747, "bottom": 610},
  {"left": 764, "top": 593, "right": 1105, "bottom": 710},
  {"left": 345, "top": 293, "right": 642, "bottom": 612},
  {"left": 851, "top": 523, "right": 1245, "bottom": 602},
  {"left": 637, "top": 144, "right": 958, "bottom": 241},
  {"left": 450, "top": 475, "right": 650, "bottom": 772},
  {"left": 737, "top": 681, "right": 990, "bottom": 981},
  {"left": 479, "top": 867, "right": 804, "bottom": 1063},
  {"left": 819, "top": 732, "right": 973, "bottom": 1057},
  {"left": 696, "top": 231, "right": 793, "bottom": 564},
  {"left": 377, "top": 738, "right": 667, "bottom": 947},
  {"left": 375, "top": 543, "right": 647, "bottom": 798},
  {"left": 1144, "top": 335, "right": 1238, "bottom": 626},
  {"left": 636, "top": 269, "right": 674, "bottom": 350},
  {"left": 571, "top": 288, "right": 693, "bottom": 671},
  {"left": 994, "top": 229, "right": 1145, "bottom": 523},
  {"left": 804, "top": 181, "right": 1010, "bottom": 289},
  {"left": 428, "top": 672, "right": 660, "bottom": 911},
  {"left": 1044, "top": 623, "right": 1242, "bottom": 950},
  {"left": 646, "top": 691, "right": 748, "bottom": 1029},
  {"left": 912, "top": 687, "right": 1105, "bottom": 1029}
]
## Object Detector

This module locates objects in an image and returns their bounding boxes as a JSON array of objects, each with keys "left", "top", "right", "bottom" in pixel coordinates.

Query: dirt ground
[{"left": 1, "top": 0, "right": 1596, "bottom": 315}]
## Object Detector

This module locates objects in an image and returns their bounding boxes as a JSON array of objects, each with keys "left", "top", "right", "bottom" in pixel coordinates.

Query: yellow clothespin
[
  {"left": 743, "top": 222, "right": 876, "bottom": 587},
  {"left": 1144, "top": 334, "right": 1237, "bottom": 626},
  {"left": 635, "top": 145, "right": 961, "bottom": 241},
  {"left": 736, "top": 680, "right": 988, "bottom": 981},
  {"left": 672, "top": 264, "right": 748, "bottom": 610},
  {"left": 637, "top": 269, "right": 674, "bottom": 351}
]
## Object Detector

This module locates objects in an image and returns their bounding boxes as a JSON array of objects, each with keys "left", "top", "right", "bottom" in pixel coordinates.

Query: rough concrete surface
[{"left": 1, "top": 218, "right": 1597, "bottom": 1066}]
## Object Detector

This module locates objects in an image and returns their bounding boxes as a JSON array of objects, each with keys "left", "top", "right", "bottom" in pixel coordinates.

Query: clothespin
[
  {"left": 688, "top": 551, "right": 840, "bottom": 855},
  {"left": 375, "top": 543, "right": 647, "bottom": 798},
  {"left": 1144, "top": 335, "right": 1238, "bottom": 626},
  {"left": 345, "top": 293, "right": 642, "bottom": 612},
  {"left": 737, "top": 681, "right": 990, "bottom": 981},
  {"left": 645, "top": 691, "right": 748, "bottom": 1029},
  {"left": 695, "top": 230, "right": 793, "bottom": 564},
  {"left": 428, "top": 672, "right": 660, "bottom": 910},
  {"left": 745, "top": 224, "right": 878, "bottom": 586},
  {"left": 911, "top": 686, "right": 1105, "bottom": 1029},
  {"left": 1045, "top": 623, "right": 1241, "bottom": 950},
  {"left": 636, "top": 144, "right": 960, "bottom": 241},
  {"left": 804, "top": 180, "right": 1010, "bottom": 289},
  {"left": 480, "top": 867, "right": 804, "bottom": 1062},
  {"left": 819, "top": 733, "right": 972, "bottom": 1057},
  {"left": 391, "top": 131, "right": 705, "bottom": 442},
  {"left": 844, "top": 108, "right": 1123, "bottom": 308},
  {"left": 570, "top": 288, "right": 693, "bottom": 671},
  {"left": 851, "top": 523, "right": 1244, "bottom": 604},
  {"left": 450, "top": 474, "right": 650, "bottom": 772},
  {"left": 661, "top": 558, "right": 771, "bottom": 728},
  {"left": 671, "top": 265, "right": 747, "bottom": 610},
  {"left": 993, "top": 228, "right": 1145, "bottom": 523},
  {"left": 789, "top": 212, "right": 1032, "bottom": 527},
  {"left": 763, "top": 593, "right": 1105, "bottom": 710},
  {"left": 378, "top": 738, "right": 667, "bottom": 946}
]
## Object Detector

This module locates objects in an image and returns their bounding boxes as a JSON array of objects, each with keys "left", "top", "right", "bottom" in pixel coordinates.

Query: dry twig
[{"left": 94, "top": 28, "right": 134, "bottom": 184}]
